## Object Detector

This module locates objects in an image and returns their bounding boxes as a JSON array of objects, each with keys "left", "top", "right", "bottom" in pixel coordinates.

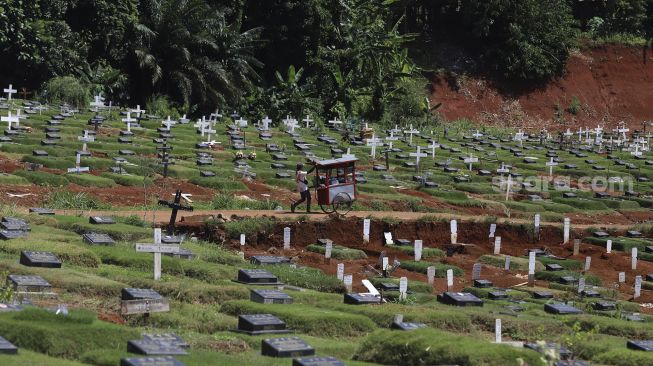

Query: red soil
[{"left": 431, "top": 44, "right": 653, "bottom": 131}]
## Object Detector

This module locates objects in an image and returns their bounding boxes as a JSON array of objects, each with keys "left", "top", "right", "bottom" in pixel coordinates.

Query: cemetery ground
[{"left": 0, "top": 100, "right": 652, "bottom": 365}]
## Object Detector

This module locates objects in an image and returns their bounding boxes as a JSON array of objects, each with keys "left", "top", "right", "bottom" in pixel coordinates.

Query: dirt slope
[{"left": 431, "top": 44, "right": 653, "bottom": 131}]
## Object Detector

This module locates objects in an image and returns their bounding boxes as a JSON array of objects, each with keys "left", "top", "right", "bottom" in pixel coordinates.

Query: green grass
[
  {"left": 479, "top": 254, "right": 545, "bottom": 271},
  {"left": 64, "top": 174, "right": 116, "bottom": 188},
  {"left": 399, "top": 261, "right": 464, "bottom": 277},
  {"left": 0, "top": 173, "right": 29, "bottom": 185},
  {"left": 354, "top": 329, "right": 545, "bottom": 366},
  {"left": 100, "top": 172, "right": 153, "bottom": 187},
  {"left": 14, "top": 170, "right": 68, "bottom": 186},
  {"left": 385, "top": 244, "right": 444, "bottom": 259},
  {"left": 221, "top": 217, "right": 276, "bottom": 239},
  {"left": 306, "top": 244, "right": 368, "bottom": 260}
]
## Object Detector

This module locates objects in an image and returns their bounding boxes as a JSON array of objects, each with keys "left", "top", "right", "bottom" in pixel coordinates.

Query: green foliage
[
  {"left": 222, "top": 217, "right": 276, "bottom": 239},
  {"left": 306, "top": 244, "right": 368, "bottom": 260},
  {"left": 45, "top": 191, "right": 108, "bottom": 210},
  {"left": 354, "top": 328, "right": 545, "bottom": 366},
  {"left": 399, "top": 261, "right": 464, "bottom": 277},
  {"left": 14, "top": 170, "right": 68, "bottom": 187},
  {"left": 145, "top": 94, "right": 180, "bottom": 119},
  {"left": 593, "top": 348, "right": 653, "bottom": 366},
  {"left": 267, "top": 265, "right": 346, "bottom": 292},
  {"left": 567, "top": 96, "right": 581, "bottom": 115},
  {"left": 44, "top": 76, "right": 90, "bottom": 107},
  {"left": 386, "top": 244, "right": 444, "bottom": 259}
]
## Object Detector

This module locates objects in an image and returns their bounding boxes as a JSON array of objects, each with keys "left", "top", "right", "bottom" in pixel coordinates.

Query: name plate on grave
[
  {"left": 136, "top": 244, "right": 180, "bottom": 254},
  {"left": 121, "top": 299, "right": 170, "bottom": 315}
]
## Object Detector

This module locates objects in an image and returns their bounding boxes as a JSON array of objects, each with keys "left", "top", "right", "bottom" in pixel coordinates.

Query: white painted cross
[
  {"left": 409, "top": 146, "right": 427, "bottom": 169},
  {"left": 428, "top": 141, "right": 440, "bottom": 159},
  {"left": 135, "top": 228, "right": 179, "bottom": 280},
  {"left": 209, "top": 109, "right": 222, "bottom": 122},
  {"left": 179, "top": 114, "right": 189, "bottom": 124},
  {"left": 464, "top": 153, "right": 478, "bottom": 171},
  {"left": 617, "top": 121, "right": 629, "bottom": 141},
  {"left": 497, "top": 162, "right": 509, "bottom": 175},
  {"left": 162, "top": 116, "right": 174, "bottom": 130},
  {"left": 403, "top": 124, "right": 420, "bottom": 145},
  {"left": 122, "top": 111, "right": 136, "bottom": 126},
  {"left": 366, "top": 135, "right": 384, "bottom": 158},
  {"left": 1, "top": 111, "right": 18, "bottom": 131},
  {"left": 90, "top": 95, "right": 105, "bottom": 110},
  {"left": 3, "top": 84, "right": 16, "bottom": 101},
  {"left": 327, "top": 117, "right": 342, "bottom": 129},
  {"left": 235, "top": 117, "right": 248, "bottom": 128},
  {"left": 385, "top": 131, "right": 399, "bottom": 150},
  {"left": 261, "top": 116, "right": 272, "bottom": 131},
  {"left": 131, "top": 105, "right": 145, "bottom": 118},
  {"left": 546, "top": 157, "right": 558, "bottom": 177},
  {"left": 303, "top": 115, "right": 314, "bottom": 129},
  {"left": 67, "top": 153, "right": 90, "bottom": 174}
]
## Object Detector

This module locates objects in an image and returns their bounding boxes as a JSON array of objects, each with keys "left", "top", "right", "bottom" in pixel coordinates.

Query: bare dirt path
[{"left": 22, "top": 208, "right": 647, "bottom": 230}]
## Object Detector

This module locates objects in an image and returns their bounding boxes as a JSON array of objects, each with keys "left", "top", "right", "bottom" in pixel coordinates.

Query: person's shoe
[{"left": 290, "top": 203, "right": 296, "bottom": 213}]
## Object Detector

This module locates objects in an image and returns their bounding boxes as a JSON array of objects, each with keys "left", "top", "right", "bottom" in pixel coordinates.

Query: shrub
[
  {"left": 267, "top": 265, "right": 346, "bottom": 292},
  {"left": 386, "top": 244, "right": 444, "bottom": 259},
  {"left": 593, "top": 348, "right": 653, "bottom": 366},
  {"left": 146, "top": 94, "right": 180, "bottom": 119},
  {"left": 222, "top": 217, "right": 276, "bottom": 239},
  {"left": 399, "top": 261, "right": 464, "bottom": 277},
  {"left": 14, "top": 170, "right": 68, "bottom": 187},
  {"left": 0, "top": 174, "right": 29, "bottom": 185},
  {"left": 46, "top": 191, "right": 107, "bottom": 210},
  {"left": 44, "top": 76, "right": 90, "bottom": 108},
  {"left": 354, "top": 329, "right": 545, "bottom": 365},
  {"left": 306, "top": 244, "right": 367, "bottom": 260},
  {"left": 65, "top": 174, "right": 116, "bottom": 188}
]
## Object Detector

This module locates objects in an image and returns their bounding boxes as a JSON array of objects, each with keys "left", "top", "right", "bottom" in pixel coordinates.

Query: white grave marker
[
  {"left": 240, "top": 234, "right": 246, "bottom": 246},
  {"left": 325, "top": 242, "right": 333, "bottom": 260},
  {"left": 337, "top": 263, "right": 344, "bottom": 281},
  {"left": 632, "top": 247, "right": 638, "bottom": 270},
  {"left": 504, "top": 256, "right": 511, "bottom": 271},
  {"left": 563, "top": 218, "right": 571, "bottom": 244},
  {"left": 446, "top": 269, "right": 454, "bottom": 291},
  {"left": 450, "top": 220, "right": 458, "bottom": 244},
  {"left": 495, "top": 319, "right": 502, "bottom": 343},
  {"left": 578, "top": 277, "right": 586, "bottom": 293},
  {"left": 363, "top": 219, "right": 370, "bottom": 243},
  {"left": 606, "top": 239, "right": 612, "bottom": 253},
  {"left": 489, "top": 224, "right": 496, "bottom": 238},
  {"left": 399, "top": 277, "right": 408, "bottom": 301},
  {"left": 493, "top": 237, "right": 501, "bottom": 255},
  {"left": 635, "top": 275, "right": 642, "bottom": 298},
  {"left": 343, "top": 275, "right": 353, "bottom": 292},
  {"left": 135, "top": 228, "right": 179, "bottom": 280},
  {"left": 283, "top": 227, "right": 291, "bottom": 250},
  {"left": 619, "top": 272, "right": 625, "bottom": 283},
  {"left": 414, "top": 240, "right": 423, "bottom": 261},
  {"left": 584, "top": 256, "right": 591, "bottom": 271},
  {"left": 427, "top": 266, "right": 435, "bottom": 285},
  {"left": 4, "top": 84, "right": 16, "bottom": 101}
]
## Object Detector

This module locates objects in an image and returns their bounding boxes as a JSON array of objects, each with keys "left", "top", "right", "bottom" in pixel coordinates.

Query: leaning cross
[
  {"left": 463, "top": 153, "right": 478, "bottom": 171},
  {"left": 158, "top": 190, "right": 194, "bottom": 235},
  {"left": 67, "top": 153, "right": 89, "bottom": 174},
  {"left": 135, "top": 228, "right": 179, "bottom": 280}
]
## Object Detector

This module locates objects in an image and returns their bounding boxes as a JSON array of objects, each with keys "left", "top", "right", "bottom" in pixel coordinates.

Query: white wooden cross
[
  {"left": 428, "top": 141, "right": 439, "bottom": 158},
  {"left": 403, "top": 124, "right": 420, "bottom": 145},
  {"left": 617, "top": 121, "right": 629, "bottom": 141},
  {"left": 162, "top": 116, "right": 174, "bottom": 130},
  {"left": 194, "top": 116, "right": 208, "bottom": 130},
  {"left": 78, "top": 130, "right": 95, "bottom": 143},
  {"left": 179, "top": 114, "right": 189, "bottom": 124},
  {"left": 303, "top": 115, "right": 314, "bottom": 128},
  {"left": 504, "top": 175, "right": 513, "bottom": 201},
  {"left": 1, "top": 111, "right": 18, "bottom": 131},
  {"left": 546, "top": 157, "right": 558, "bottom": 177},
  {"left": 235, "top": 117, "right": 248, "bottom": 128},
  {"left": 464, "top": 152, "right": 479, "bottom": 171},
  {"left": 122, "top": 111, "right": 136, "bottom": 126},
  {"left": 409, "top": 145, "right": 427, "bottom": 169},
  {"left": 135, "top": 228, "right": 179, "bottom": 281},
  {"left": 563, "top": 128, "right": 572, "bottom": 138},
  {"left": 631, "top": 143, "right": 642, "bottom": 157},
  {"left": 284, "top": 116, "right": 299, "bottom": 133},
  {"left": 514, "top": 129, "right": 525, "bottom": 146},
  {"left": 3, "top": 84, "right": 16, "bottom": 101},
  {"left": 327, "top": 117, "right": 343, "bottom": 129},
  {"left": 366, "top": 134, "right": 384, "bottom": 158},
  {"left": 67, "top": 153, "right": 90, "bottom": 174},
  {"left": 209, "top": 109, "right": 222, "bottom": 122},
  {"left": 131, "top": 105, "right": 145, "bottom": 118},
  {"left": 472, "top": 130, "right": 483, "bottom": 139},
  {"left": 90, "top": 95, "right": 105, "bottom": 111},
  {"left": 261, "top": 116, "right": 272, "bottom": 131},
  {"left": 13, "top": 109, "right": 21, "bottom": 127},
  {"left": 496, "top": 162, "right": 509, "bottom": 175},
  {"left": 342, "top": 147, "right": 356, "bottom": 159},
  {"left": 385, "top": 131, "right": 399, "bottom": 150},
  {"left": 577, "top": 127, "right": 584, "bottom": 142}
]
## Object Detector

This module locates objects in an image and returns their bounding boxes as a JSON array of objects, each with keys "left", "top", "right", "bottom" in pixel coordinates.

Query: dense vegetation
[{"left": 0, "top": 0, "right": 651, "bottom": 122}]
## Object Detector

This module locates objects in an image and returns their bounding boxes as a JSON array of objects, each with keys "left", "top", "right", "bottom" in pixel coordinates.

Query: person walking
[{"left": 291, "top": 163, "right": 314, "bottom": 213}]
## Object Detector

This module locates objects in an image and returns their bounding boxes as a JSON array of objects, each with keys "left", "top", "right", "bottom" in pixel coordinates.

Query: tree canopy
[{"left": 0, "top": 0, "right": 651, "bottom": 121}]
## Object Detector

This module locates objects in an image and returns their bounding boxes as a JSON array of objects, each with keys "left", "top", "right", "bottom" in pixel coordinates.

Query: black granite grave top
[
  {"left": 593, "top": 301, "right": 616, "bottom": 311},
  {"left": 545, "top": 264, "right": 564, "bottom": 271},
  {"left": 559, "top": 276, "right": 577, "bottom": 284},
  {"left": 250, "top": 289, "right": 293, "bottom": 304},
  {"left": 127, "top": 340, "right": 188, "bottom": 355},
  {"left": 488, "top": 291, "right": 508, "bottom": 300},
  {"left": 28, "top": 207, "right": 54, "bottom": 215},
  {"left": 0, "top": 336, "right": 17, "bottom": 354},
  {"left": 292, "top": 356, "right": 346, "bottom": 366},
  {"left": 83, "top": 232, "right": 115, "bottom": 245},
  {"left": 593, "top": 231, "right": 609, "bottom": 238},
  {"left": 251, "top": 256, "right": 291, "bottom": 265},
  {"left": 390, "top": 321, "right": 427, "bottom": 331},
  {"left": 473, "top": 279, "right": 493, "bottom": 288},
  {"left": 200, "top": 171, "right": 216, "bottom": 177},
  {"left": 7, "top": 275, "right": 52, "bottom": 292},
  {"left": 89, "top": 216, "right": 116, "bottom": 225},
  {"left": 0, "top": 231, "right": 26, "bottom": 240},
  {"left": 627, "top": 230, "right": 642, "bottom": 238},
  {"left": 236, "top": 313, "right": 290, "bottom": 335},
  {"left": 236, "top": 269, "right": 279, "bottom": 285},
  {"left": 544, "top": 303, "right": 583, "bottom": 315},
  {"left": 262, "top": 337, "right": 315, "bottom": 358},
  {"left": 343, "top": 293, "right": 381, "bottom": 305},
  {"left": 20, "top": 251, "right": 61, "bottom": 268},
  {"left": 121, "top": 288, "right": 164, "bottom": 301},
  {"left": 142, "top": 333, "right": 189, "bottom": 349},
  {"left": 120, "top": 356, "right": 185, "bottom": 366},
  {"left": 580, "top": 290, "right": 601, "bottom": 298},
  {"left": 437, "top": 292, "right": 483, "bottom": 307},
  {"left": 627, "top": 340, "right": 653, "bottom": 352}
]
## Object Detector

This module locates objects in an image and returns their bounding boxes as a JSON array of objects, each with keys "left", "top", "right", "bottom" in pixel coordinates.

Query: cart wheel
[
  {"left": 333, "top": 192, "right": 353, "bottom": 216},
  {"left": 320, "top": 204, "right": 334, "bottom": 214}
]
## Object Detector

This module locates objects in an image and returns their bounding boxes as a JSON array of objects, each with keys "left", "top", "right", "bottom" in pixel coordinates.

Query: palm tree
[{"left": 133, "top": 0, "right": 262, "bottom": 108}]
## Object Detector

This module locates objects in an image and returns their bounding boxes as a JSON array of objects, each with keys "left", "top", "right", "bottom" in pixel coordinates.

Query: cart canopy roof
[{"left": 312, "top": 156, "right": 358, "bottom": 168}]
